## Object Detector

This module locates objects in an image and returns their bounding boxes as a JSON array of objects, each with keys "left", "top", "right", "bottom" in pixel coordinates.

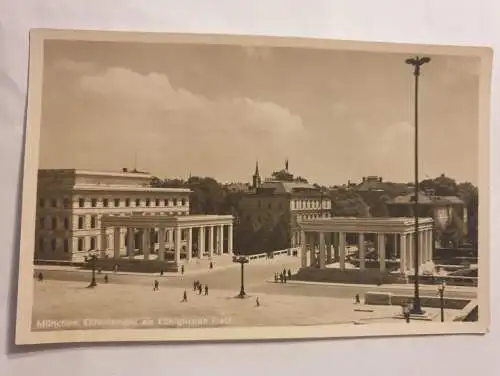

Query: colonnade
[
  {"left": 100, "top": 223, "right": 233, "bottom": 264},
  {"left": 300, "top": 229, "right": 434, "bottom": 273}
]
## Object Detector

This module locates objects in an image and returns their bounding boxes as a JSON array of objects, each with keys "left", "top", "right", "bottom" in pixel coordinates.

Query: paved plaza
[{"left": 32, "top": 279, "right": 461, "bottom": 330}]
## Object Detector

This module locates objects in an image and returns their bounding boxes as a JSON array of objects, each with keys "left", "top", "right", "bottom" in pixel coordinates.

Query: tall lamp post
[
  {"left": 236, "top": 256, "right": 249, "bottom": 298},
  {"left": 437, "top": 281, "right": 446, "bottom": 322},
  {"left": 405, "top": 56, "right": 431, "bottom": 315},
  {"left": 87, "top": 249, "right": 98, "bottom": 288}
]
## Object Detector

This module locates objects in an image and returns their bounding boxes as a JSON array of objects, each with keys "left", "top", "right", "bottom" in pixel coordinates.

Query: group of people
[
  {"left": 193, "top": 280, "right": 209, "bottom": 296},
  {"left": 274, "top": 268, "right": 293, "bottom": 283}
]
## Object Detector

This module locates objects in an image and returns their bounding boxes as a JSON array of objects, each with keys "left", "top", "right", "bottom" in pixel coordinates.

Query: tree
[
  {"left": 330, "top": 189, "right": 370, "bottom": 217},
  {"left": 271, "top": 169, "right": 294, "bottom": 181}
]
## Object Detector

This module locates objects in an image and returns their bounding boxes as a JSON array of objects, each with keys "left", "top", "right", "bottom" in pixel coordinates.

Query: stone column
[
  {"left": 142, "top": 229, "right": 150, "bottom": 261},
  {"left": 219, "top": 225, "right": 225, "bottom": 254},
  {"left": 168, "top": 229, "right": 174, "bottom": 248},
  {"left": 338, "top": 232, "right": 346, "bottom": 271},
  {"left": 208, "top": 226, "right": 214, "bottom": 257},
  {"left": 378, "top": 233, "right": 386, "bottom": 272},
  {"left": 113, "top": 227, "right": 120, "bottom": 259},
  {"left": 399, "top": 233, "right": 407, "bottom": 273},
  {"left": 158, "top": 227, "right": 166, "bottom": 261},
  {"left": 428, "top": 229, "right": 434, "bottom": 263},
  {"left": 227, "top": 224, "right": 233, "bottom": 255},
  {"left": 393, "top": 234, "right": 399, "bottom": 260},
  {"left": 186, "top": 227, "right": 193, "bottom": 261},
  {"left": 174, "top": 227, "right": 181, "bottom": 264},
  {"left": 418, "top": 231, "right": 424, "bottom": 266},
  {"left": 127, "top": 228, "right": 134, "bottom": 260},
  {"left": 406, "top": 233, "right": 413, "bottom": 271},
  {"left": 198, "top": 227, "right": 205, "bottom": 259},
  {"left": 100, "top": 226, "right": 108, "bottom": 258},
  {"left": 319, "top": 232, "right": 325, "bottom": 269},
  {"left": 301, "top": 230, "right": 307, "bottom": 267},
  {"left": 358, "top": 233, "right": 366, "bottom": 270}
]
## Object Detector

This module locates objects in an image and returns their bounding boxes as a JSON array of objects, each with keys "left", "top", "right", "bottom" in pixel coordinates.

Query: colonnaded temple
[
  {"left": 34, "top": 169, "right": 233, "bottom": 271},
  {"left": 296, "top": 217, "right": 435, "bottom": 284}
]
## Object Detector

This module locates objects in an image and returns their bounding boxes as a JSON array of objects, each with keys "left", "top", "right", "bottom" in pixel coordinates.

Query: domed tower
[{"left": 252, "top": 161, "right": 262, "bottom": 189}]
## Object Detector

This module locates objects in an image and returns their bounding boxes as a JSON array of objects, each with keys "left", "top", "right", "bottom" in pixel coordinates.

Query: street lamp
[
  {"left": 405, "top": 56, "right": 431, "bottom": 315},
  {"left": 87, "top": 249, "right": 98, "bottom": 288},
  {"left": 236, "top": 256, "right": 249, "bottom": 298},
  {"left": 437, "top": 281, "right": 446, "bottom": 322}
]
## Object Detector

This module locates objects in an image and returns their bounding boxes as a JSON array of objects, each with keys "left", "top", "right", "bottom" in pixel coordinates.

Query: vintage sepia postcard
[{"left": 15, "top": 29, "right": 492, "bottom": 345}]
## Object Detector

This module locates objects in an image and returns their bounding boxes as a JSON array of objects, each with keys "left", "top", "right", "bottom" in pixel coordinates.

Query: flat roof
[
  {"left": 38, "top": 169, "right": 153, "bottom": 179},
  {"left": 71, "top": 185, "right": 191, "bottom": 193},
  {"left": 298, "top": 216, "right": 434, "bottom": 234},
  {"left": 101, "top": 214, "right": 233, "bottom": 228}
]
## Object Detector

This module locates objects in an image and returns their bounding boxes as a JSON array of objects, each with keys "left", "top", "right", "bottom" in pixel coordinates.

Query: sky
[{"left": 38, "top": 39, "right": 481, "bottom": 186}]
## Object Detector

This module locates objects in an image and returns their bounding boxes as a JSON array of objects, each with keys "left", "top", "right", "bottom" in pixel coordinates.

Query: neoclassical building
[
  {"left": 35, "top": 169, "right": 233, "bottom": 269},
  {"left": 238, "top": 162, "right": 332, "bottom": 249}
]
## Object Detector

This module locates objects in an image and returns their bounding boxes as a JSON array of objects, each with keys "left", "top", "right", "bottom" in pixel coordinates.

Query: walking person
[
  {"left": 204, "top": 285, "right": 208, "bottom": 296},
  {"left": 153, "top": 279, "right": 159, "bottom": 291},
  {"left": 181, "top": 265, "right": 185, "bottom": 275},
  {"left": 181, "top": 289, "right": 188, "bottom": 302},
  {"left": 256, "top": 297, "right": 260, "bottom": 307},
  {"left": 354, "top": 293, "right": 361, "bottom": 304},
  {"left": 287, "top": 269, "right": 292, "bottom": 279},
  {"left": 38, "top": 272, "right": 44, "bottom": 282},
  {"left": 104, "top": 274, "right": 109, "bottom": 284},
  {"left": 198, "top": 284, "right": 203, "bottom": 295},
  {"left": 193, "top": 280, "right": 198, "bottom": 291}
]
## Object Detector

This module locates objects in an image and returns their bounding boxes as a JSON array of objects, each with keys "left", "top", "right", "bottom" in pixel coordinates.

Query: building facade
[
  {"left": 35, "top": 169, "right": 233, "bottom": 264},
  {"left": 238, "top": 180, "right": 332, "bottom": 249}
]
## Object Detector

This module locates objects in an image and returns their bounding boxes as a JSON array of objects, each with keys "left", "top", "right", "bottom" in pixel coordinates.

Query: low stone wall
[
  {"left": 84, "top": 258, "right": 180, "bottom": 273},
  {"left": 364, "top": 292, "right": 470, "bottom": 310},
  {"left": 294, "top": 267, "right": 407, "bottom": 285}
]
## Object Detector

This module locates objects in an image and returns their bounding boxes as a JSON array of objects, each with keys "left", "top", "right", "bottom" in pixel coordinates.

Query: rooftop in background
[
  {"left": 251, "top": 180, "right": 326, "bottom": 196},
  {"left": 387, "top": 192, "right": 464, "bottom": 206}
]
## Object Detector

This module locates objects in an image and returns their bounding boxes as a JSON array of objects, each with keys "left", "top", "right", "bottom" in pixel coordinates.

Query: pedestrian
[
  {"left": 355, "top": 293, "right": 361, "bottom": 304},
  {"left": 204, "top": 285, "right": 208, "bottom": 296},
  {"left": 288, "top": 269, "right": 292, "bottom": 279},
  {"left": 181, "top": 265, "right": 185, "bottom": 275},
  {"left": 193, "top": 280, "right": 198, "bottom": 291},
  {"left": 198, "top": 284, "right": 203, "bottom": 295},
  {"left": 274, "top": 273, "right": 278, "bottom": 283},
  {"left": 104, "top": 274, "right": 109, "bottom": 284},
  {"left": 283, "top": 268, "right": 286, "bottom": 278},
  {"left": 153, "top": 280, "right": 159, "bottom": 291},
  {"left": 113, "top": 264, "right": 118, "bottom": 273},
  {"left": 209, "top": 261, "right": 213, "bottom": 269},
  {"left": 283, "top": 274, "right": 287, "bottom": 283},
  {"left": 279, "top": 273, "right": 283, "bottom": 284},
  {"left": 160, "top": 268, "right": 164, "bottom": 276},
  {"left": 38, "top": 272, "right": 44, "bottom": 282},
  {"left": 182, "top": 289, "right": 188, "bottom": 302},
  {"left": 256, "top": 297, "right": 260, "bottom": 307}
]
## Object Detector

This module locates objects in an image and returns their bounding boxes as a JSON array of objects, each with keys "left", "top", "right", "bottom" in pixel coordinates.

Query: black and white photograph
[{"left": 15, "top": 29, "right": 491, "bottom": 345}]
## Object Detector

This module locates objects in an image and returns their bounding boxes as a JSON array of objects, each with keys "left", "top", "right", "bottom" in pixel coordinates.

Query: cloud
[
  {"left": 78, "top": 67, "right": 304, "bottom": 135},
  {"left": 52, "top": 59, "right": 97, "bottom": 73}
]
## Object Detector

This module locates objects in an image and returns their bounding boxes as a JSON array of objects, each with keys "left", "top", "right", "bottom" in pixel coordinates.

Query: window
[
  {"left": 103, "top": 198, "right": 109, "bottom": 207},
  {"left": 39, "top": 217, "right": 45, "bottom": 229},
  {"left": 114, "top": 199, "right": 120, "bottom": 207},
  {"left": 90, "top": 237, "right": 96, "bottom": 249},
  {"left": 146, "top": 199, "right": 150, "bottom": 207},
  {"left": 63, "top": 239, "right": 69, "bottom": 253},
  {"left": 155, "top": 199, "right": 160, "bottom": 206},
  {"left": 51, "top": 217, "right": 57, "bottom": 230},
  {"left": 164, "top": 199, "right": 168, "bottom": 206},
  {"left": 91, "top": 198, "right": 98, "bottom": 208},
  {"left": 79, "top": 198, "right": 85, "bottom": 208},
  {"left": 181, "top": 199, "right": 186, "bottom": 206},
  {"left": 64, "top": 217, "right": 69, "bottom": 230},
  {"left": 78, "top": 216, "right": 84, "bottom": 229},
  {"left": 39, "top": 198, "right": 45, "bottom": 208},
  {"left": 78, "top": 238, "right": 84, "bottom": 251},
  {"left": 51, "top": 239, "right": 56, "bottom": 251},
  {"left": 125, "top": 198, "right": 130, "bottom": 207},
  {"left": 173, "top": 199, "right": 178, "bottom": 206},
  {"left": 135, "top": 198, "right": 141, "bottom": 207},
  {"left": 90, "top": 216, "right": 97, "bottom": 228},
  {"left": 38, "top": 238, "right": 44, "bottom": 252},
  {"left": 51, "top": 199, "right": 57, "bottom": 208},
  {"left": 63, "top": 198, "right": 70, "bottom": 208}
]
